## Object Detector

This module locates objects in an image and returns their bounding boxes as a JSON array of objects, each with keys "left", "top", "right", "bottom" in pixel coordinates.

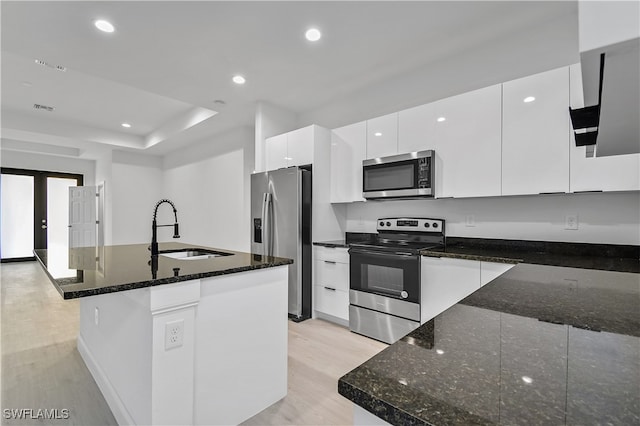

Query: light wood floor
[{"left": 1, "top": 261, "right": 386, "bottom": 425}]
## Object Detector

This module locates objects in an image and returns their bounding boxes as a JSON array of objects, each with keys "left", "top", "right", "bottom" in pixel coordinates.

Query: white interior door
[{"left": 69, "top": 186, "right": 97, "bottom": 248}]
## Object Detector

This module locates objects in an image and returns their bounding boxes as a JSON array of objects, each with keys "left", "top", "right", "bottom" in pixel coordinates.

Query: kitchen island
[
  {"left": 338, "top": 262, "right": 640, "bottom": 425},
  {"left": 35, "top": 242, "right": 293, "bottom": 426}
]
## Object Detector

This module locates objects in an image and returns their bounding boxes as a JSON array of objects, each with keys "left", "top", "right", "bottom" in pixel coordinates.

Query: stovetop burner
[{"left": 349, "top": 217, "right": 446, "bottom": 254}]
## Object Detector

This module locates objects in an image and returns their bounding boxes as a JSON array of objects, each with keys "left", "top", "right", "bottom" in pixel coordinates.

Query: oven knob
[
  {"left": 386, "top": 221, "right": 391, "bottom": 227},
  {"left": 424, "top": 223, "right": 430, "bottom": 228},
  {"left": 379, "top": 221, "right": 384, "bottom": 227},
  {"left": 400, "top": 291, "right": 408, "bottom": 299},
  {"left": 433, "top": 223, "right": 438, "bottom": 228}
]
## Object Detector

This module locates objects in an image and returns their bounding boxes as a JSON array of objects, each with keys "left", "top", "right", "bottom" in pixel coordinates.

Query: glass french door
[{"left": 0, "top": 168, "right": 83, "bottom": 262}]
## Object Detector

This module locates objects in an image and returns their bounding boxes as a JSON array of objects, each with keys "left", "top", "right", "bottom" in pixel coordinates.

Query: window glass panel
[
  {"left": 1, "top": 174, "right": 35, "bottom": 259},
  {"left": 47, "top": 177, "right": 77, "bottom": 277}
]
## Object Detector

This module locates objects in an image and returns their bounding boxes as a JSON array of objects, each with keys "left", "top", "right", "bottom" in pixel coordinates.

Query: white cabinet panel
[
  {"left": 314, "top": 260, "right": 349, "bottom": 292},
  {"left": 314, "top": 286, "right": 349, "bottom": 321},
  {"left": 433, "top": 85, "right": 502, "bottom": 198},
  {"left": 314, "top": 246, "right": 350, "bottom": 264},
  {"left": 330, "top": 122, "right": 367, "bottom": 203},
  {"left": 420, "top": 257, "right": 481, "bottom": 322},
  {"left": 398, "top": 102, "right": 436, "bottom": 154},
  {"left": 366, "top": 113, "right": 398, "bottom": 159},
  {"left": 502, "top": 67, "right": 570, "bottom": 195},
  {"left": 568, "top": 64, "right": 640, "bottom": 192},
  {"left": 265, "top": 134, "right": 288, "bottom": 171},
  {"left": 480, "top": 262, "right": 515, "bottom": 287},
  {"left": 287, "top": 126, "right": 314, "bottom": 167}
]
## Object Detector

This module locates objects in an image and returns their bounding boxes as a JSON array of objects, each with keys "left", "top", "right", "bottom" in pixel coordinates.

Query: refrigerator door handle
[{"left": 261, "top": 193, "right": 273, "bottom": 257}]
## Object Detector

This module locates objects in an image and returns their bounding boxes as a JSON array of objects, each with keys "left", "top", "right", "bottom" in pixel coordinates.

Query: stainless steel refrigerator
[{"left": 251, "top": 166, "right": 312, "bottom": 321}]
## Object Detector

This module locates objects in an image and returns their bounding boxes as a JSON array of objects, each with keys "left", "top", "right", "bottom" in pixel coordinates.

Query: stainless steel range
[{"left": 348, "top": 217, "right": 445, "bottom": 344}]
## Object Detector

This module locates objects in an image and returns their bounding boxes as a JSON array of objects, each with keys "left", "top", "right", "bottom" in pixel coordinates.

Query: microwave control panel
[{"left": 417, "top": 157, "right": 431, "bottom": 188}]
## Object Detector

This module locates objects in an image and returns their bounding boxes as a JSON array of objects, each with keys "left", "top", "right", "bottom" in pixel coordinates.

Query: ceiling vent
[
  {"left": 33, "top": 103, "right": 55, "bottom": 112},
  {"left": 34, "top": 59, "right": 67, "bottom": 72}
]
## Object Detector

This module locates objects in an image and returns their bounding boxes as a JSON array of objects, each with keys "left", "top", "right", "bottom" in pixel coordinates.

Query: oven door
[{"left": 349, "top": 248, "right": 420, "bottom": 304}]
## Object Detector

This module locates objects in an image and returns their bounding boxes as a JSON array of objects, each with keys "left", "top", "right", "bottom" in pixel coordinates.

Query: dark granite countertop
[
  {"left": 339, "top": 263, "right": 640, "bottom": 425},
  {"left": 314, "top": 236, "right": 639, "bottom": 273},
  {"left": 35, "top": 242, "right": 293, "bottom": 300}
]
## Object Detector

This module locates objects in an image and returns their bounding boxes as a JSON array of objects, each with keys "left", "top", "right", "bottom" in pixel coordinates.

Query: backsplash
[{"left": 345, "top": 191, "right": 640, "bottom": 246}]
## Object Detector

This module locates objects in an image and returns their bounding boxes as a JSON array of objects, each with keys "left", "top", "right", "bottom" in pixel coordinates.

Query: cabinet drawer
[
  {"left": 314, "top": 286, "right": 349, "bottom": 321},
  {"left": 314, "top": 260, "right": 349, "bottom": 292},
  {"left": 314, "top": 246, "right": 349, "bottom": 263}
]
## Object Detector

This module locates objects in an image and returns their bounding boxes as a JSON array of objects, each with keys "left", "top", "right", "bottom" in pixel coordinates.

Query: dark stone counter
[
  {"left": 35, "top": 242, "right": 293, "bottom": 300},
  {"left": 338, "top": 263, "right": 640, "bottom": 425}
]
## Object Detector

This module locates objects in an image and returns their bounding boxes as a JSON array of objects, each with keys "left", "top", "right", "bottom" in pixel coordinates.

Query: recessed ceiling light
[
  {"left": 21, "top": 81, "right": 33, "bottom": 87},
  {"left": 94, "top": 19, "right": 115, "bottom": 33},
  {"left": 305, "top": 28, "right": 322, "bottom": 42},
  {"left": 232, "top": 75, "right": 246, "bottom": 85},
  {"left": 437, "top": 117, "right": 446, "bottom": 122},
  {"left": 121, "top": 123, "right": 131, "bottom": 128},
  {"left": 523, "top": 96, "right": 536, "bottom": 103},
  {"left": 374, "top": 132, "right": 382, "bottom": 137}
]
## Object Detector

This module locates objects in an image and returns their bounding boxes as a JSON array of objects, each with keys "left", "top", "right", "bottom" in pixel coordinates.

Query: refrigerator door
[{"left": 268, "top": 168, "right": 303, "bottom": 317}]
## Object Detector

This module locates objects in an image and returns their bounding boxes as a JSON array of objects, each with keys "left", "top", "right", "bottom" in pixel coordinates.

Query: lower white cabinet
[
  {"left": 421, "top": 256, "right": 515, "bottom": 322},
  {"left": 313, "top": 247, "right": 350, "bottom": 324}
]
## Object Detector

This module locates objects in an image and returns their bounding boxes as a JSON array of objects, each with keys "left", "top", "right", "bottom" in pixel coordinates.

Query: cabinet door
[
  {"left": 366, "top": 113, "right": 398, "bottom": 159},
  {"left": 433, "top": 85, "right": 502, "bottom": 198},
  {"left": 265, "top": 134, "right": 288, "bottom": 171},
  {"left": 420, "top": 257, "right": 481, "bottom": 322},
  {"left": 568, "top": 64, "right": 640, "bottom": 192},
  {"left": 287, "top": 126, "right": 314, "bottom": 167},
  {"left": 502, "top": 67, "right": 570, "bottom": 195},
  {"left": 398, "top": 102, "right": 436, "bottom": 153},
  {"left": 331, "top": 122, "right": 367, "bottom": 203}
]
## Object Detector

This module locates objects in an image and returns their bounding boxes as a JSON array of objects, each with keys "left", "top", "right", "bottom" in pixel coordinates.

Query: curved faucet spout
[{"left": 151, "top": 199, "right": 180, "bottom": 255}]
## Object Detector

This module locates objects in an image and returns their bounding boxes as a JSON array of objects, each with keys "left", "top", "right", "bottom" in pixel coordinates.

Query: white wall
[
  {"left": 346, "top": 192, "right": 640, "bottom": 246},
  {"left": 254, "top": 101, "right": 299, "bottom": 172},
  {"left": 0, "top": 150, "right": 95, "bottom": 185},
  {"left": 110, "top": 150, "right": 163, "bottom": 245},
  {"left": 163, "top": 127, "right": 254, "bottom": 252}
]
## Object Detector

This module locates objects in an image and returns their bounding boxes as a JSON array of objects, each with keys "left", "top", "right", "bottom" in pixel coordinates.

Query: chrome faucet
[{"left": 150, "top": 199, "right": 180, "bottom": 255}]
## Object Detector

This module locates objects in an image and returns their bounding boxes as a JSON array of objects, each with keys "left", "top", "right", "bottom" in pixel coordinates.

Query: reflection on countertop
[{"left": 339, "top": 263, "right": 640, "bottom": 425}]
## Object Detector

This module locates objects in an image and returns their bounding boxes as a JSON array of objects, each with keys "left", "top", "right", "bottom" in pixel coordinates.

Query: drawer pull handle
[
  {"left": 324, "top": 260, "right": 336, "bottom": 264},
  {"left": 324, "top": 286, "right": 336, "bottom": 291}
]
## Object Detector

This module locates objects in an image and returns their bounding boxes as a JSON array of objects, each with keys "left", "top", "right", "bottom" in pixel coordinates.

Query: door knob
[{"left": 41, "top": 225, "right": 47, "bottom": 229}]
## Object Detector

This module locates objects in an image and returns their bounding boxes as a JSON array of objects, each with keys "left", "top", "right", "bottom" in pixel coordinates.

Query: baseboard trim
[
  {"left": 77, "top": 335, "right": 135, "bottom": 426},
  {"left": 315, "top": 311, "right": 349, "bottom": 328}
]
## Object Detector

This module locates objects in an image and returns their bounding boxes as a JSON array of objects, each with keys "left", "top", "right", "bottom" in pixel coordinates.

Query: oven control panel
[{"left": 377, "top": 217, "right": 444, "bottom": 233}]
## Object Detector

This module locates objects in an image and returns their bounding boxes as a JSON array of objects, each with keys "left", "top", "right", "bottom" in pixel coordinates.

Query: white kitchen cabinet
[
  {"left": 330, "top": 121, "right": 367, "bottom": 203},
  {"left": 264, "top": 126, "right": 314, "bottom": 171},
  {"left": 421, "top": 257, "right": 514, "bottom": 321},
  {"left": 568, "top": 64, "right": 640, "bottom": 192},
  {"left": 265, "top": 133, "right": 288, "bottom": 171},
  {"left": 480, "top": 262, "right": 515, "bottom": 287},
  {"left": 313, "top": 246, "right": 349, "bottom": 324},
  {"left": 502, "top": 66, "right": 571, "bottom": 196},
  {"left": 432, "top": 84, "right": 502, "bottom": 198},
  {"left": 421, "top": 257, "right": 481, "bottom": 322},
  {"left": 398, "top": 102, "right": 436, "bottom": 154},
  {"left": 366, "top": 113, "right": 398, "bottom": 159}
]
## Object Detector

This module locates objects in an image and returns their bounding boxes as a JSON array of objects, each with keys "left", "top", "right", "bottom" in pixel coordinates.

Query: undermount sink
[{"left": 159, "top": 248, "right": 233, "bottom": 260}]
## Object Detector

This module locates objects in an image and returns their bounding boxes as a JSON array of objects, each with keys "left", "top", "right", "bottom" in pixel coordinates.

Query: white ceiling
[{"left": 1, "top": 1, "right": 579, "bottom": 159}]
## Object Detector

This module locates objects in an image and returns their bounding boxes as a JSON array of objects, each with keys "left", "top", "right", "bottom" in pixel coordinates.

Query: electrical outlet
[
  {"left": 165, "top": 319, "right": 184, "bottom": 350},
  {"left": 565, "top": 214, "right": 579, "bottom": 230},
  {"left": 94, "top": 307, "right": 99, "bottom": 326},
  {"left": 465, "top": 215, "right": 476, "bottom": 227}
]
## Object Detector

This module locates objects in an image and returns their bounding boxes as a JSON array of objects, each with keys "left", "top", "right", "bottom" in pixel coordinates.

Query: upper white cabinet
[
  {"left": 568, "top": 64, "right": 640, "bottom": 192},
  {"left": 433, "top": 85, "right": 502, "bottom": 198},
  {"left": 398, "top": 102, "right": 436, "bottom": 153},
  {"left": 331, "top": 121, "right": 367, "bottom": 203},
  {"left": 366, "top": 113, "right": 398, "bottom": 159},
  {"left": 502, "top": 67, "right": 571, "bottom": 196},
  {"left": 265, "top": 126, "right": 314, "bottom": 171}
]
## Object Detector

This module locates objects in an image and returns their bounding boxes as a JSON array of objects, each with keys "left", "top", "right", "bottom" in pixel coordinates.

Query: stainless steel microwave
[{"left": 362, "top": 150, "right": 434, "bottom": 199}]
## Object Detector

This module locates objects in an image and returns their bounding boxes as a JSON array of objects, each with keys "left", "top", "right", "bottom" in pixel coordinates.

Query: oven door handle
[{"left": 349, "top": 248, "right": 417, "bottom": 258}]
